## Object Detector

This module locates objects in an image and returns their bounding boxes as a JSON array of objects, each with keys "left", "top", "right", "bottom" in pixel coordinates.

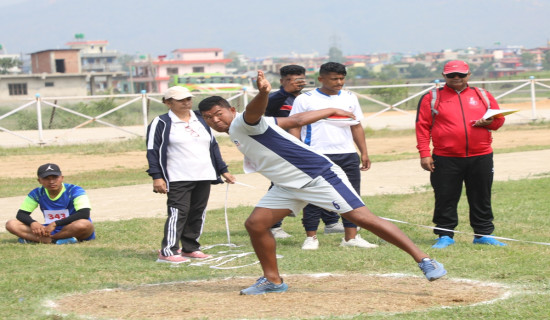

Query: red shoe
[
  {"left": 156, "top": 253, "right": 189, "bottom": 264},
  {"left": 181, "top": 251, "right": 212, "bottom": 259}
]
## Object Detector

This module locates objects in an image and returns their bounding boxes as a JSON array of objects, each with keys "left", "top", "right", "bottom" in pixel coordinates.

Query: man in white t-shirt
[
  {"left": 289, "top": 62, "right": 375, "bottom": 250},
  {"left": 198, "top": 71, "right": 446, "bottom": 295}
]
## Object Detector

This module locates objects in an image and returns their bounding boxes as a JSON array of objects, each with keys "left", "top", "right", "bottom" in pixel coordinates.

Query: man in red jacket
[{"left": 415, "top": 60, "right": 507, "bottom": 249}]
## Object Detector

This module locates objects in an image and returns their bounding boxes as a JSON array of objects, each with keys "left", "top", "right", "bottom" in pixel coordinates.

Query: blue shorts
[{"left": 44, "top": 224, "right": 96, "bottom": 241}]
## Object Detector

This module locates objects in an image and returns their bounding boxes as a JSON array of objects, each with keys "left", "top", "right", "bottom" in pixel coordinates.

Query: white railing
[
  {"left": 345, "top": 76, "right": 550, "bottom": 122},
  {"left": 1, "top": 77, "right": 549, "bottom": 146},
  {"left": 0, "top": 89, "right": 249, "bottom": 146}
]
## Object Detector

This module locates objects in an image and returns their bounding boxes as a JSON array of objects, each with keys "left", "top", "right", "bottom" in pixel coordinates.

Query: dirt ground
[
  {"left": 2, "top": 125, "right": 550, "bottom": 179},
  {"left": 53, "top": 274, "right": 508, "bottom": 319},
  {"left": 2, "top": 100, "right": 549, "bottom": 179}
]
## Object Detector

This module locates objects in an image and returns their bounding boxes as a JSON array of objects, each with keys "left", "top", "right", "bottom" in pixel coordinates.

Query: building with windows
[
  {"left": 0, "top": 48, "right": 124, "bottom": 99},
  {"left": 65, "top": 39, "right": 125, "bottom": 92},
  {"left": 0, "top": 49, "right": 86, "bottom": 99},
  {"left": 0, "top": 73, "right": 88, "bottom": 99},
  {"left": 127, "top": 48, "right": 232, "bottom": 93},
  {"left": 30, "top": 49, "right": 81, "bottom": 74},
  {"left": 66, "top": 40, "right": 122, "bottom": 73}
]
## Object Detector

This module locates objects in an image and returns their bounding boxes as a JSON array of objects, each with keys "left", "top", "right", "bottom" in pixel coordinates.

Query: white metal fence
[{"left": 1, "top": 77, "right": 549, "bottom": 146}]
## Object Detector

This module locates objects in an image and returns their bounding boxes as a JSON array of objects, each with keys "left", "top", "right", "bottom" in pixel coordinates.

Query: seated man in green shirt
[{"left": 5, "top": 163, "right": 95, "bottom": 244}]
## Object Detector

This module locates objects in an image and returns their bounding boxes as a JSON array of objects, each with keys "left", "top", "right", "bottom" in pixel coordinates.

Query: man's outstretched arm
[
  {"left": 243, "top": 70, "right": 271, "bottom": 125},
  {"left": 278, "top": 108, "right": 355, "bottom": 130}
]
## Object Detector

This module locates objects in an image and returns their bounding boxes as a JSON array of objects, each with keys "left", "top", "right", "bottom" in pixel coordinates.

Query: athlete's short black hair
[
  {"left": 319, "top": 62, "right": 347, "bottom": 76},
  {"left": 198, "top": 96, "right": 231, "bottom": 112},
  {"left": 280, "top": 65, "right": 306, "bottom": 77}
]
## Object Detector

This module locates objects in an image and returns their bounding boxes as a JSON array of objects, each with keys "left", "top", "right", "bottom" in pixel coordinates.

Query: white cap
[{"left": 163, "top": 86, "right": 193, "bottom": 100}]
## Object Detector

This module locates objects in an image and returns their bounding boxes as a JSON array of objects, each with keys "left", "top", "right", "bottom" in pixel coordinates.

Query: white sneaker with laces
[
  {"left": 340, "top": 234, "right": 378, "bottom": 248},
  {"left": 301, "top": 235, "right": 319, "bottom": 250},
  {"left": 271, "top": 227, "right": 292, "bottom": 239},
  {"left": 323, "top": 222, "right": 345, "bottom": 234}
]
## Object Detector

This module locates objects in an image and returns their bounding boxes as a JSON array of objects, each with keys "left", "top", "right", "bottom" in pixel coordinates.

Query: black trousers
[
  {"left": 302, "top": 153, "right": 360, "bottom": 231},
  {"left": 160, "top": 180, "right": 211, "bottom": 256},
  {"left": 430, "top": 153, "right": 495, "bottom": 238}
]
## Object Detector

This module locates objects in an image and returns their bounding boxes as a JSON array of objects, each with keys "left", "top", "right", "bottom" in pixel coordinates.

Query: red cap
[{"left": 443, "top": 60, "right": 469, "bottom": 74}]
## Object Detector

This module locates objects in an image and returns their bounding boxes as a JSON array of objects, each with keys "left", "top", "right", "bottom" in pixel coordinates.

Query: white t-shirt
[
  {"left": 166, "top": 110, "right": 216, "bottom": 182},
  {"left": 290, "top": 88, "right": 364, "bottom": 154},
  {"left": 229, "top": 113, "right": 334, "bottom": 189}
]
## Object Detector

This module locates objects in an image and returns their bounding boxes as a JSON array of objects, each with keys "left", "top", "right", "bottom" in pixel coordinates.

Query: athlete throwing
[{"left": 198, "top": 71, "right": 447, "bottom": 295}]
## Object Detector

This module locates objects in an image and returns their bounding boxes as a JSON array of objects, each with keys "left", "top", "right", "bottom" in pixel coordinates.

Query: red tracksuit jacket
[{"left": 416, "top": 85, "right": 505, "bottom": 158}]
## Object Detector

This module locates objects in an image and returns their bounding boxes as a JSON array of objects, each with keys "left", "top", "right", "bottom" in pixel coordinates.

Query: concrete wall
[
  {"left": 31, "top": 51, "right": 53, "bottom": 73},
  {"left": 173, "top": 49, "right": 224, "bottom": 60},
  {"left": 30, "top": 50, "right": 81, "bottom": 74},
  {"left": 51, "top": 50, "right": 81, "bottom": 73},
  {"left": 0, "top": 74, "right": 88, "bottom": 99},
  {"left": 156, "top": 63, "right": 227, "bottom": 77}
]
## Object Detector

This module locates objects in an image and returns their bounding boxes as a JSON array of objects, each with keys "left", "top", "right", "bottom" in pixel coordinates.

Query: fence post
[
  {"left": 35, "top": 93, "right": 44, "bottom": 145},
  {"left": 242, "top": 87, "right": 248, "bottom": 111},
  {"left": 529, "top": 76, "right": 537, "bottom": 120},
  {"left": 141, "top": 90, "right": 148, "bottom": 136}
]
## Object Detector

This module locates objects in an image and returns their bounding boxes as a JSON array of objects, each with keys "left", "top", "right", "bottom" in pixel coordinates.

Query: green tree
[
  {"left": 521, "top": 52, "right": 535, "bottom": 68},
  {"left": 226, "top": 51, "right": 246, "bottom": 73},
  {"left": 328, "top": 47, "right": 344, "bottom": 63},
  {"left": 542, "top": 51, "right": 550, "bottom": 70},
  {"left": 471, "top": 61, "right": 494, "bottom": 78},
  {"left": 369, "top": 80, "right": 409, "bottom": 105},
  {"left": 406, "top": 63, "right": 433, "bottom": 79},
  {"left": 347, "top": 66, "right": 370, "bottom": 79},
  {"left": 0, "top": 57, "right": 22, "bottom": 74},
  {"left": 378, "top": 65, "right": 399, "bottom": 80},
  {"left": 117, "top": 54, "right": 135, "bottom": 73}
]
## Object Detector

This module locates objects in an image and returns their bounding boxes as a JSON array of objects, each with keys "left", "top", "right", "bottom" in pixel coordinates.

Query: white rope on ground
[
  {"left": 233, "top": 181, "right": 256, "bottom": 188},
  {"left": 224, "top": 183, "right": 232, "bottom": 245},
  {"left": 194, "top": 182, "right": 274, "bottom": 269},
  {"left": 196, "top": 180, "right": 548, "bottom": 271},
  {"left": 227, "top": 180, "right": 549, "bottom": 246},
  {"left": 380, "top": 217, "right": 550, "bottom": 246}
]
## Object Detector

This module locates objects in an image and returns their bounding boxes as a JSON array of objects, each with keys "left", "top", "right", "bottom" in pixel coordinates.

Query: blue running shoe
[
  {"left": 18, "top": 238, "right": 29, "bottom": 244},
  {"left": 240, "top": 277, "right": 289, "bottom": 295},
  {"left": 418, "top": 258, "right": 447, "bottom": 281},
  {"left": 432, "top": 236, "right": 455, "bottom": 249},
  {"left": 55, "top": 237, "right": 78, "bottom": 245},
  {"left": 473, "top": 235, "right": 507, "bottom": 246}
]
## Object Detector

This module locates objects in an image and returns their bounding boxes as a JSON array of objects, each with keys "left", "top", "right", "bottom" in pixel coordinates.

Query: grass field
[
  {"left": 0, "top": 177, "right": 549, "bottom": 319},
  {"left": 1, "top": 122, "right": 549, "bottom": 319}
]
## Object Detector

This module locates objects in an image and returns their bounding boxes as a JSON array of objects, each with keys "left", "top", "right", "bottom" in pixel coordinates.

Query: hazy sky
[{"left": 1, "top": 0, "right": 549, "bottom": 58}]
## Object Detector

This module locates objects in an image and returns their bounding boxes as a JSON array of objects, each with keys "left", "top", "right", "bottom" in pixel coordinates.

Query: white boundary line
[{"left": 43, "top": 272, "right": 524, "bottom": 320}]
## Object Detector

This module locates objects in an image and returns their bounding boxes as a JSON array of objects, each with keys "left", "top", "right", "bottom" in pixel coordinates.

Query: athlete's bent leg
[
  {"left": 51, "top": 220, "right": 95, "bottom": 241},
  {"left": 341, "top": 207, "right": 428, "bottom": 262},
  {"left": 244, "top": 207, "right": 292, "bottom": 284},
  {"left": 6, "top": 219, "right": 52, "bottom": 243}
]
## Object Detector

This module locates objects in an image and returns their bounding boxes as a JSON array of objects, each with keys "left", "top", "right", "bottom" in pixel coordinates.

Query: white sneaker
[
  {"left": 324, "top": 222, "right": 345, "bottom": 234},
  {"left": 301, "top": 235, "right": 319, "bottom": 250},
  {"left": 271, "top": 227, "right": 292, "bottom": 239},
  {"left": 340, "top": 234, "right": 378, "bottom": 248}
]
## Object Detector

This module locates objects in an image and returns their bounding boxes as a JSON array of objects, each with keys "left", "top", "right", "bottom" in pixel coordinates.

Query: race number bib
[{"left": 44, "top": 209, "right": 69, "bottom": 224}]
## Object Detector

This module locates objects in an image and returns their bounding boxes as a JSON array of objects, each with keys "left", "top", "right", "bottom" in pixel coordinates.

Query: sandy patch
[{"left": 51, "top": 273, "right": 508, "bottom": 320}]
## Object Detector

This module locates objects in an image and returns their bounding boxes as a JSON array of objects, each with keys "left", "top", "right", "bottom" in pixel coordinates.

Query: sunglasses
[{"left": 445, "top": 73, "right": 468, "bottom": 78}]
